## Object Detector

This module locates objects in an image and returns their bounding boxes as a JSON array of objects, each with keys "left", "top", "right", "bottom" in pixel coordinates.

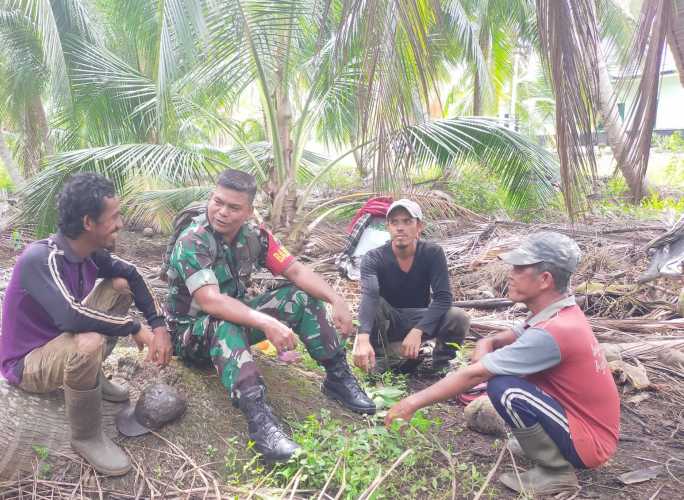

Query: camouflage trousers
[{"left": 173, "top": 286, "right": 344, "bottom": 399}]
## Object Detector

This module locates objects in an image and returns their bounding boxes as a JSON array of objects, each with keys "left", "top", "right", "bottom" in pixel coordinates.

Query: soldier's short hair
[{"left": 216, "top": 169, "right": 257, "bottom": 203}]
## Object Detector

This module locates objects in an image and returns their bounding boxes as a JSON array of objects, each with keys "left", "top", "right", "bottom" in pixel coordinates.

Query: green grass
[
  {"left": 317, "top": 161, "right": 364, "bottom": 191},
  {"left": 265, "top": 403, "right": 496, "bottom": 498},
  {"left": 595, "top": 168, "right": 684, "bottom": 219},
  {"left": 652, "top": 132, "right": 684, "bottom": 153},
  {"left": 212, "top": 345, "right": 499, "bottom": 498}
]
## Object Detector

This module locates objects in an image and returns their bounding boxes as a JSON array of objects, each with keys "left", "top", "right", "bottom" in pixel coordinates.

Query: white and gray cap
[
  {"left": 386, "top": 199, "right": 423, "bottom": 220},
  {"left": 499, "top": 231, "right": 582, "bottom": 273}
]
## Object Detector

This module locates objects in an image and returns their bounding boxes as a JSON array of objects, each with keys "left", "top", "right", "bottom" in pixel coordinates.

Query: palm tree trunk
[
  {"left": 509, "top": 50, "right": 520, "bottom": 129},
  {"left": 473, "top": 73, "right": 482, "bottom": 116},
  {"left": 270, "top": 69, "right": 296, "bottom": 230},
  {"left": 595, "top": 45, "right": 646, "bottom": 200},
  {"left": 473, "top": 25, "right": 490, "bottom": 116},
  {"left": 32, "top": 96, "right": 53, "bottom": 156},
  {"left": 22, "top": 96, "right": 51, "bottom": 177},
  {"left": 351, "top": 137, "right": 367, "bottom": 177},
  {"left": 0, "top": 129, "right": 24, "bottom": 188}
]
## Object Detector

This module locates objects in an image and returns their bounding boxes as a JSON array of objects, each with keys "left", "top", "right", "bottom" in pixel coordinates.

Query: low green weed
[
  {"left": 653, "top": 132, "right": 684, "bottom": 152},
  {"left": 597, "top": 173, "right": 684, "bottom": 219},
  {"left": 268, "top": 408, "right": 442, "bottom": 499},
  {"left": 317, "top": 162, "right": 363, "bottom": 191},
  {"left": 31, "top": 445, "right": 51, "bottom": 479},
  {"left": 662, "top": 155, "right": 684, "bottom": 187},
  {"left": 448, "top": 166, "right": 508, "bottom": 215}
]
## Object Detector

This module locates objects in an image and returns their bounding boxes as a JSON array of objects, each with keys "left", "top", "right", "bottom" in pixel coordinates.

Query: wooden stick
[
  {"left": 317, "top": 455, "right": 343, "bottom": 500},
  {"left": 357, "top": 449, "right": 412, "bottom": 500},
  {"left": 279, "top": 467, "right": 303, "bottom": 500},
  {"left": 473, "top": 445, "right": 506, "bottom": 500},
  {"left": 452, "top": 298, "right": 514, "bottom": 309},
  {"left": 507, "top": 446, "right": 526, "bottom": 496},
  {"left": 288, "top": 468, "right": 304, "bottom": 500},
  {"left": 648, "top": 483, "right": 665, "bottom": 500}
]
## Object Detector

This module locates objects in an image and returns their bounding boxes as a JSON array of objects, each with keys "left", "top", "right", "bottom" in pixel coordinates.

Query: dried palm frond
[
  {"left": 399, "top": 188, "right": 487, "bottom": 222},
  {"left": 670, "top": 0, "right": 684, "bottom": 87},
  {"left": 614, "top": 0, "right": 674, "bottom": 200},
  {"left": 536, "top": 0, "right": 601, "bottom": 218}
]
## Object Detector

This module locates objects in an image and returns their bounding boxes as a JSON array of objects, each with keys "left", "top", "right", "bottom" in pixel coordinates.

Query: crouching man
[
  {"left": 165, "top": 169, "right": 374, "bottom": 462},
  {"left": 352, "top": 199, "right": 469, "bottom": 374},
  {"left": 0, "top": 173, "right": 173, "bottom": 476},
  {"left": 385, "top": 232, "right": 619, "bottom": 495}
]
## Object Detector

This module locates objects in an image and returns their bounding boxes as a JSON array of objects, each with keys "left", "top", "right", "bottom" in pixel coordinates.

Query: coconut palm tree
[
  {"left": 536, "top": 0, "right": 680, "bottom": 206},
  {"left": 0, "top": 7, "right": 51, "bottom": 179},
  {"left": 11, "top": 0, "right": 560, "bottom": 238}
]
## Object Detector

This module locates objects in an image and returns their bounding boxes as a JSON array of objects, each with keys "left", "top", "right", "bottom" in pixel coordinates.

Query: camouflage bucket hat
[
  {"left": 499, "top": 231, "right": 582, "bottom": 273},
  {"left": 116, "top": 383, "right": 187, "bottom": 437}
]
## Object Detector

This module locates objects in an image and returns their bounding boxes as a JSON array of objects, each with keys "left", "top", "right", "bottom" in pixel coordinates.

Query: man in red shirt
[{"left": 385, "top": 232, "right": 620, "bottom": 495}]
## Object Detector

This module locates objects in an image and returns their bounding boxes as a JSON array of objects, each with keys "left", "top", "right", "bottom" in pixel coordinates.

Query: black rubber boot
[
  {"left": 238, "top": 385, "right": 300, "bottom": 462},
  {"left": 321, "top": 352, "right": 376, "bottom": 414}
]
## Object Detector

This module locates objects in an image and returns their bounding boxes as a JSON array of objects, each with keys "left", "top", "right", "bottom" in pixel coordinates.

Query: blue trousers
[{"left": 487, "top": 375, "right": 586, "bottom": 469}]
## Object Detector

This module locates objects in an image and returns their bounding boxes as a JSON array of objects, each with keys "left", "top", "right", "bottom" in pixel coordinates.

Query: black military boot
[
  {"left": 321, "top": 352, "right": 376, "bottom": 414},
  {"left": 238, "top": 385, "right": 300, "bottom": 462}
]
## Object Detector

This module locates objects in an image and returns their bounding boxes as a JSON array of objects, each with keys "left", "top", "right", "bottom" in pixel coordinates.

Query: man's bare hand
[
  {"left": 385, "top": 397, "right": 418, "bottom": 427},
  {"left": 132, "top": 325, "right": 154, "bottom": 352},
  {"left": 352, "top": 334, "right": 376, "bottom": 372},
  {"left": 263, "top": 318, "right": 298, "bottom": 353},
  {"left": 331, "top": 299, "right": 354, "bottom": 337},
  {"left": 401, "top": 328, "right": 423, "bottom": 359},
  {"left": 148, "top": 326, "right": 173, "bottom": 366}
]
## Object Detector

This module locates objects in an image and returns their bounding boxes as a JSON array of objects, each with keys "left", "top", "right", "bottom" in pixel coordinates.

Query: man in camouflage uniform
[{"left": 166, "top": 169, "right": 375, "bottom": 461}]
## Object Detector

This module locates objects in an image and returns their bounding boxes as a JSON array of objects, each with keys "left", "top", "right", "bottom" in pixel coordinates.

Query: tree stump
[{"left": 0, "top": 378, "right": 124, "bottom": 479}]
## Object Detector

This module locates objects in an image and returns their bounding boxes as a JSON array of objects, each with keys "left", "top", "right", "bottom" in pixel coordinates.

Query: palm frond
[
  {"left": 536, "top": 0, "right": 601, "bottom": 217},
  {"left": 126, "top": 184, "right": 212, "bottom": 231},
  {"left": 613, "top": 0, "right": 673, "bottom": 200},
  {"left": 4, "top": 0, "right": 72, "bottom": 105},
  {"left": 400, "top": 117, "right": 559, "bottom": 209},
  {"left": 52, "top": 0, "right": 102, "bottom": 45},
  {"left": 440, "top": 0, "right": 490, "bottom": 99},
  {"left": 156, "top": 0, "right": 209, "bottom": 136},
  {"left": 596, "top": 0, "right": 636, "bottom": 67},
  {"left": 0, "top": 9, "right": 48, "bottom": 112},
  {"left": 14, "top": 143, "right": 222, "bottom": 236},
  {"left": 335, "top": 0, "right": 444, "bottom": 179},
  {"left": 66, "top": 38, "right": 159, "bottom": 139}
]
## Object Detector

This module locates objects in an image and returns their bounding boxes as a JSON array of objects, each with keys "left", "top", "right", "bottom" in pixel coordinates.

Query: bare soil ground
[{"left": 1, "top": 227, "right": 683, "bottom": 499}]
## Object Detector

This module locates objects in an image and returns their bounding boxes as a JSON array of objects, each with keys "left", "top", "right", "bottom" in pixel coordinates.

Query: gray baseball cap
[
  {"left": 499, "top": 231, "right": 582, "bottom": 273},
  {"left": 116, "top": 383, "right": 187, "bottom": 437},
  {"left": 387, "top": 199, "right": 423, "bottom": 220}
]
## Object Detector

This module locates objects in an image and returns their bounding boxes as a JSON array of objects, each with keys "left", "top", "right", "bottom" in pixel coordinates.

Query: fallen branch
[
  {"left": 317, "top": 456, "right": 343, "bottom": 500},
  {"left": 473, "top": 445, "right": 506, "bottom": 500},
  {"left": 357, "top": 449, "right": 412, "bottom": 500},
  {"left": 453, "top": 298, "right": 513, "bottom": 309}
]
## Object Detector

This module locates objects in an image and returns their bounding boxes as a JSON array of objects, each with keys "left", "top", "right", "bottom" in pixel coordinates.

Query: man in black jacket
[{"left": 352, "top": 199, "right": 469, "bottom": 373}]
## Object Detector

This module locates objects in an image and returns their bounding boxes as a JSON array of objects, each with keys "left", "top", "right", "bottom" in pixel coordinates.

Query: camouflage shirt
[{"left": 165, "top": 213, "right": 294, "bottom": 326}]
